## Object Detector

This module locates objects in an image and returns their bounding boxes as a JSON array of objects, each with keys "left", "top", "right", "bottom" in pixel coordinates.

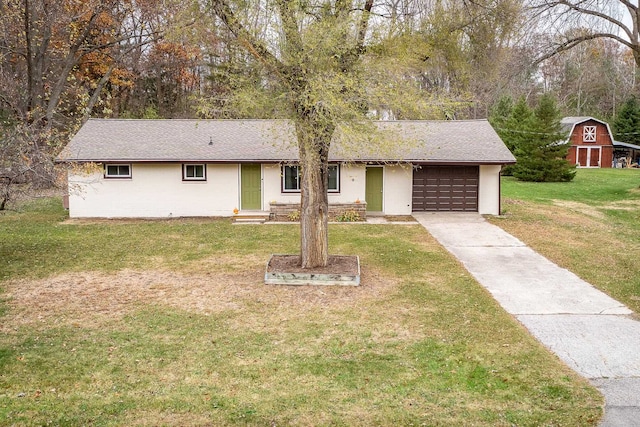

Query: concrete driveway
[{"left": 413, "top": 212, "right": 640, "bottom": 427}]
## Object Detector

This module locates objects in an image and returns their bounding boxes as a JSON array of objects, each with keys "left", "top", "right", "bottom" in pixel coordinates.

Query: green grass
[
  {"left": 501, "top": 168, "right": 640, "bottom": 204},
  {"left": 0, "top": 198, "right": 602, "bottom": 426},
  {"left": 493, "top": 168, "right": 640, "bottom": 312},
  {"left": 0, "top": 198, "right": 302, "bottom": 281}
]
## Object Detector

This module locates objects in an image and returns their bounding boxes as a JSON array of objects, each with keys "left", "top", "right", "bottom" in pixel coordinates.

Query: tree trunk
[
  {"left": 296, "top": 119, "right": 332, "bottom": 269},
  {"left": 24, "top": 0, "right": 50, "bottom": 119}
]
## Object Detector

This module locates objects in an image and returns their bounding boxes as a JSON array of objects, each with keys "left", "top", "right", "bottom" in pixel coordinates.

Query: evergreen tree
[
  {"left": 505, "top": 97, "right": 536, "bottom": 153},
  {"left": 512, "top": 93, "right": 576, "bottom": 182},
  {"left": 490, "top": 96, "right": 535, "bottom": 175},
  {"left": 488, "top": 95, "right": 514, "bottom": 139},
  {"left": 613, "top": 96, "right": 640, "bottom": 146}
]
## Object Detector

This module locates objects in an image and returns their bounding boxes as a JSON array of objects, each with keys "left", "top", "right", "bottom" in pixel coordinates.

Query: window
[
  {"left": 327, "top": 164, "right": 339, "bottom": 192},
  {"left": 283, "top": 165, "right": 300, "bottom": 192},
  {"left": 282, "top": 164, "right": 339, "bottom": 192},
  {"left": 104, "top": 164, "right": 131, "bottom": 178},
  {"left": 183, "top": 164, "right": 206, "bottom": 181},
  {"left": 583, "top": 126, "right": 597, "bottom": 142}
]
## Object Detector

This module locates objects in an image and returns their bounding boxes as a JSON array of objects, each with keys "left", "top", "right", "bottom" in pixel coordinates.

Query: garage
[{"left": 412, "top": 165, "right": 479, "bottom": 212}]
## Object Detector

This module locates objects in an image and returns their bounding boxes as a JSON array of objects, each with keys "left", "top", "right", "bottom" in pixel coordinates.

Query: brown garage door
[{"left": 412, "top": 166, "right": 479, "bottom": 211}]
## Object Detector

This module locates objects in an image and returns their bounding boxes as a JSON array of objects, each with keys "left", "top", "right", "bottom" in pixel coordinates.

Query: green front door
[
  {"left": 365, "top": 167, "right": 383, "bottom": 212},
  {"left": 241, "top": 164, "right": 261, "bottom": 210}
]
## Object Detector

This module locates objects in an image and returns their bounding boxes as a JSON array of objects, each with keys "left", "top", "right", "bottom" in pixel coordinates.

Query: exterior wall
[
  {"left": 264, "top": 163, "right": 413, "bottom": 216},
  {"left": 68, "top": 163, "right": 239, "bottom": 218},
  {"left": 478, "top": 164, "right": 502, "bottom": 216},
  {"left": 567, "top": 120, "right": 614, "bottom": 168},
  {"left": 67, "top": 161, "right": 503, "bottom": 218},
  {"left": 383, "top": 164, "right": 413, "bottom": 215},
  {"left": 567, "top": 146, "right": 577, "bottom": 165},
  {"left": 263, "top": 164, "right": 367, "bottom": 210}
]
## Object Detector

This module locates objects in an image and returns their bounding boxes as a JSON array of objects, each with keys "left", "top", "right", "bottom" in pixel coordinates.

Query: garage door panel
[{"left": 412, "top": 166, "right": 479, "bottom": 212}]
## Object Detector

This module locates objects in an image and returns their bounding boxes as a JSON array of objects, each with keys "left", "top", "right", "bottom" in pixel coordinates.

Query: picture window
[{"left": 282, "top": 164, "right": 339, "bottom": 192}]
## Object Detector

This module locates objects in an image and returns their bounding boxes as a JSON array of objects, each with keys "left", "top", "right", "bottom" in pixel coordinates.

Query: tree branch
[
  {"left": 534, "top": 32, "right": 633, "bottom": 65},
  {"left": 44, "top": 12, "right": 101, "bottom": 126},
  {"left": 275, "top": 0, "right": 304, "bottom": 57},
  {"left": 356, "top": 0, "right": 374, "bottom": 53},
  {"left": 556, "top": 0, "right": 633, "bottom": 41},
  {"left": 618, "top": 0, "right": 636, "bottom": 12},
  {"left": 210, "top": 0, "right": 285, "bottom": 75}
]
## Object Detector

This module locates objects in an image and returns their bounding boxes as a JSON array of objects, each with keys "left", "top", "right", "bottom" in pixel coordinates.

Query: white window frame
[
  {"left": 183, "top": 163, "right": 206, "bottom": 181},
  {"left": 104, "top": 164, "right": 131, "bottom": 179},
  {"left": 327, "top": 164, "right": 340, "bottom": 193},
  {"left": 282, "top": 164, "right": 340, "bottom": 193},
  {"left": 583, "top": 126, "right": 597, "bottom": 142},
  {"left": 282, "top": 165, "right": 300, "bottom": 192}
]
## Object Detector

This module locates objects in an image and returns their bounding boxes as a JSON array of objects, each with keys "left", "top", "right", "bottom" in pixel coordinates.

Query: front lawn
[
  {"left": 0, "top": 199, "right": 601, "bottom": 426},
  {"left": 492, "top": 168, "right": 640, "bottom": 313}
]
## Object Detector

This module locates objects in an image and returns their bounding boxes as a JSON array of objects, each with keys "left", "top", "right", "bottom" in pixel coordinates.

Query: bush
[
  {"left": 335, "top": 210, "right": 361, "bottom": 222},
  {"left": 287, "top": 210, "right": 300, "bottom": 221}
]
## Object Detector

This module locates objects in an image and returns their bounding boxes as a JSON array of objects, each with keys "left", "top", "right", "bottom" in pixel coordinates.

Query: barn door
[
  {"left": 577, "top": 147, "right": 601, "bottom": 167},
  {"left": 589, "top": 148, "right": 600, "bottom": 167},
  {"left": 577, "top": 148, "right": 588, "bottom": 167}
]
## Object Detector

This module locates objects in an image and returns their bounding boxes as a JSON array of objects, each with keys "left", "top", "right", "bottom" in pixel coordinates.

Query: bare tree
[
  {"left": 530, "top": 1, "right": 640, "bottom": 69},
  {"left": 0, "top": 0, "right": 170, "bottom": 205},
  {"left": 0, "top": 123, "right": 56, "bottom": 210}
]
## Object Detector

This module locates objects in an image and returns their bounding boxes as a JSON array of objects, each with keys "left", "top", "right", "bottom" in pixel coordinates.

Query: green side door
[
  {"left": 241, "top": 164, "right": 262, "bottom": 210},
  {"left": 365, "top": 167, "right": 383, "bottom": 212}
]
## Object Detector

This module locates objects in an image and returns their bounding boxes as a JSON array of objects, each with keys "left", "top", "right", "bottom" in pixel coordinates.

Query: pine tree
[
  {"left": 506, "top": 97, "right": 536, "bottom": 152},
  {"left": 489, "top": 96, "right": 530, "bottom": 175},
  {"left": 512, "top": 93, "right": 576, "bottom": 182},
  {"left": 488, "top": 95, "right": 514, "bottom": 139},
  {"left": 492, "top": 97, "right": 536, "bottom": 175},
  {"left": 613, "top": 96, "right": 640, "bottom": 146}
]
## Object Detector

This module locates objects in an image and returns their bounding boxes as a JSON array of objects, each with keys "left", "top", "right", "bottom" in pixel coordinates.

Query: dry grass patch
[
  {"left": 552, "top": 200, "right": 607, "bottom": 219},
  {"left": 601, "top": 199, "right": 640, "bottom": 212},
  {"left": 553, "top": 198, "right": 640, "bottom": 217},
  {"left": 1, "top": 264, "right": 403, "bottom": 333}
]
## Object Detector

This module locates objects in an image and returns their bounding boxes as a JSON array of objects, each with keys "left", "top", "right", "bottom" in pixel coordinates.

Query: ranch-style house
[{"left": 57, "top": 119, "right": 516, "bottom": 218}]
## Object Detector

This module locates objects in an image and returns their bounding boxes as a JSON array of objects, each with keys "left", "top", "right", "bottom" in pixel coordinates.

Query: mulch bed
[{"left": 266, "top": 254, "right": 359, "bottom": 275}]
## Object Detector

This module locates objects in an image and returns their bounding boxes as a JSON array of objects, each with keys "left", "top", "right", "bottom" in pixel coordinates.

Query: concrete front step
[
  {"left": 233, "top": 217, "right": 267, "bottom": 224},
  {"left": 232, "top": 212, "right": 270, "bottom": 224}
]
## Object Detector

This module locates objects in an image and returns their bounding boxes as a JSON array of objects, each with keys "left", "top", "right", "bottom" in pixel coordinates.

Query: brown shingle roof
[{"left": 57, "top": 119, "right": 515, "bottom": 164}]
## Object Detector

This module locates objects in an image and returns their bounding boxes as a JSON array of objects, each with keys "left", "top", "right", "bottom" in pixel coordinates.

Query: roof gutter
[{"left": 57, "top": 158, "right": 517, "bottom": 165}]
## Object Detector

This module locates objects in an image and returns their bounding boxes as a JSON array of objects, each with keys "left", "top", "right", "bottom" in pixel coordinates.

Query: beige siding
[
  {"left": 478, "top": 165, "right": 501, "bottom": 215},
  {"left": 68, "top": 163, "right": 238, "bottom": 218},
  {"left": 263, "top": 164, "right": 367, "bottom": 210},
  {"left": 67, "top": 162, "right": 503, "bottom": 218}
]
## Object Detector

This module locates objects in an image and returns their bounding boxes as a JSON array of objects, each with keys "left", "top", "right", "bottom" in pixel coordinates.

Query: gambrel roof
[
  {"left": 561, "top": 116, "right": 640, "bottom": 149},
  {"left": 561, "top": 116, "right": 615, "bottom": 140},
  {"left": 57, "top": 119, "right": 516, "bottom": 165}
]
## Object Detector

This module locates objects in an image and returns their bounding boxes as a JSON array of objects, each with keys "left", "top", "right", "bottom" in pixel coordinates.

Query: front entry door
[
  {"left": 365, "top": 167, "right": 383, "bottom": 212},
  {"left": 241, "top": 164, "right": 261, "bottom": 210}
]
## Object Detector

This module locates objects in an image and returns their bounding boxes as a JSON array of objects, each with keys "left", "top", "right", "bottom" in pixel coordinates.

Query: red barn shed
[{"left": 562, "top": 117, "right": 614, "bottom": 168}]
